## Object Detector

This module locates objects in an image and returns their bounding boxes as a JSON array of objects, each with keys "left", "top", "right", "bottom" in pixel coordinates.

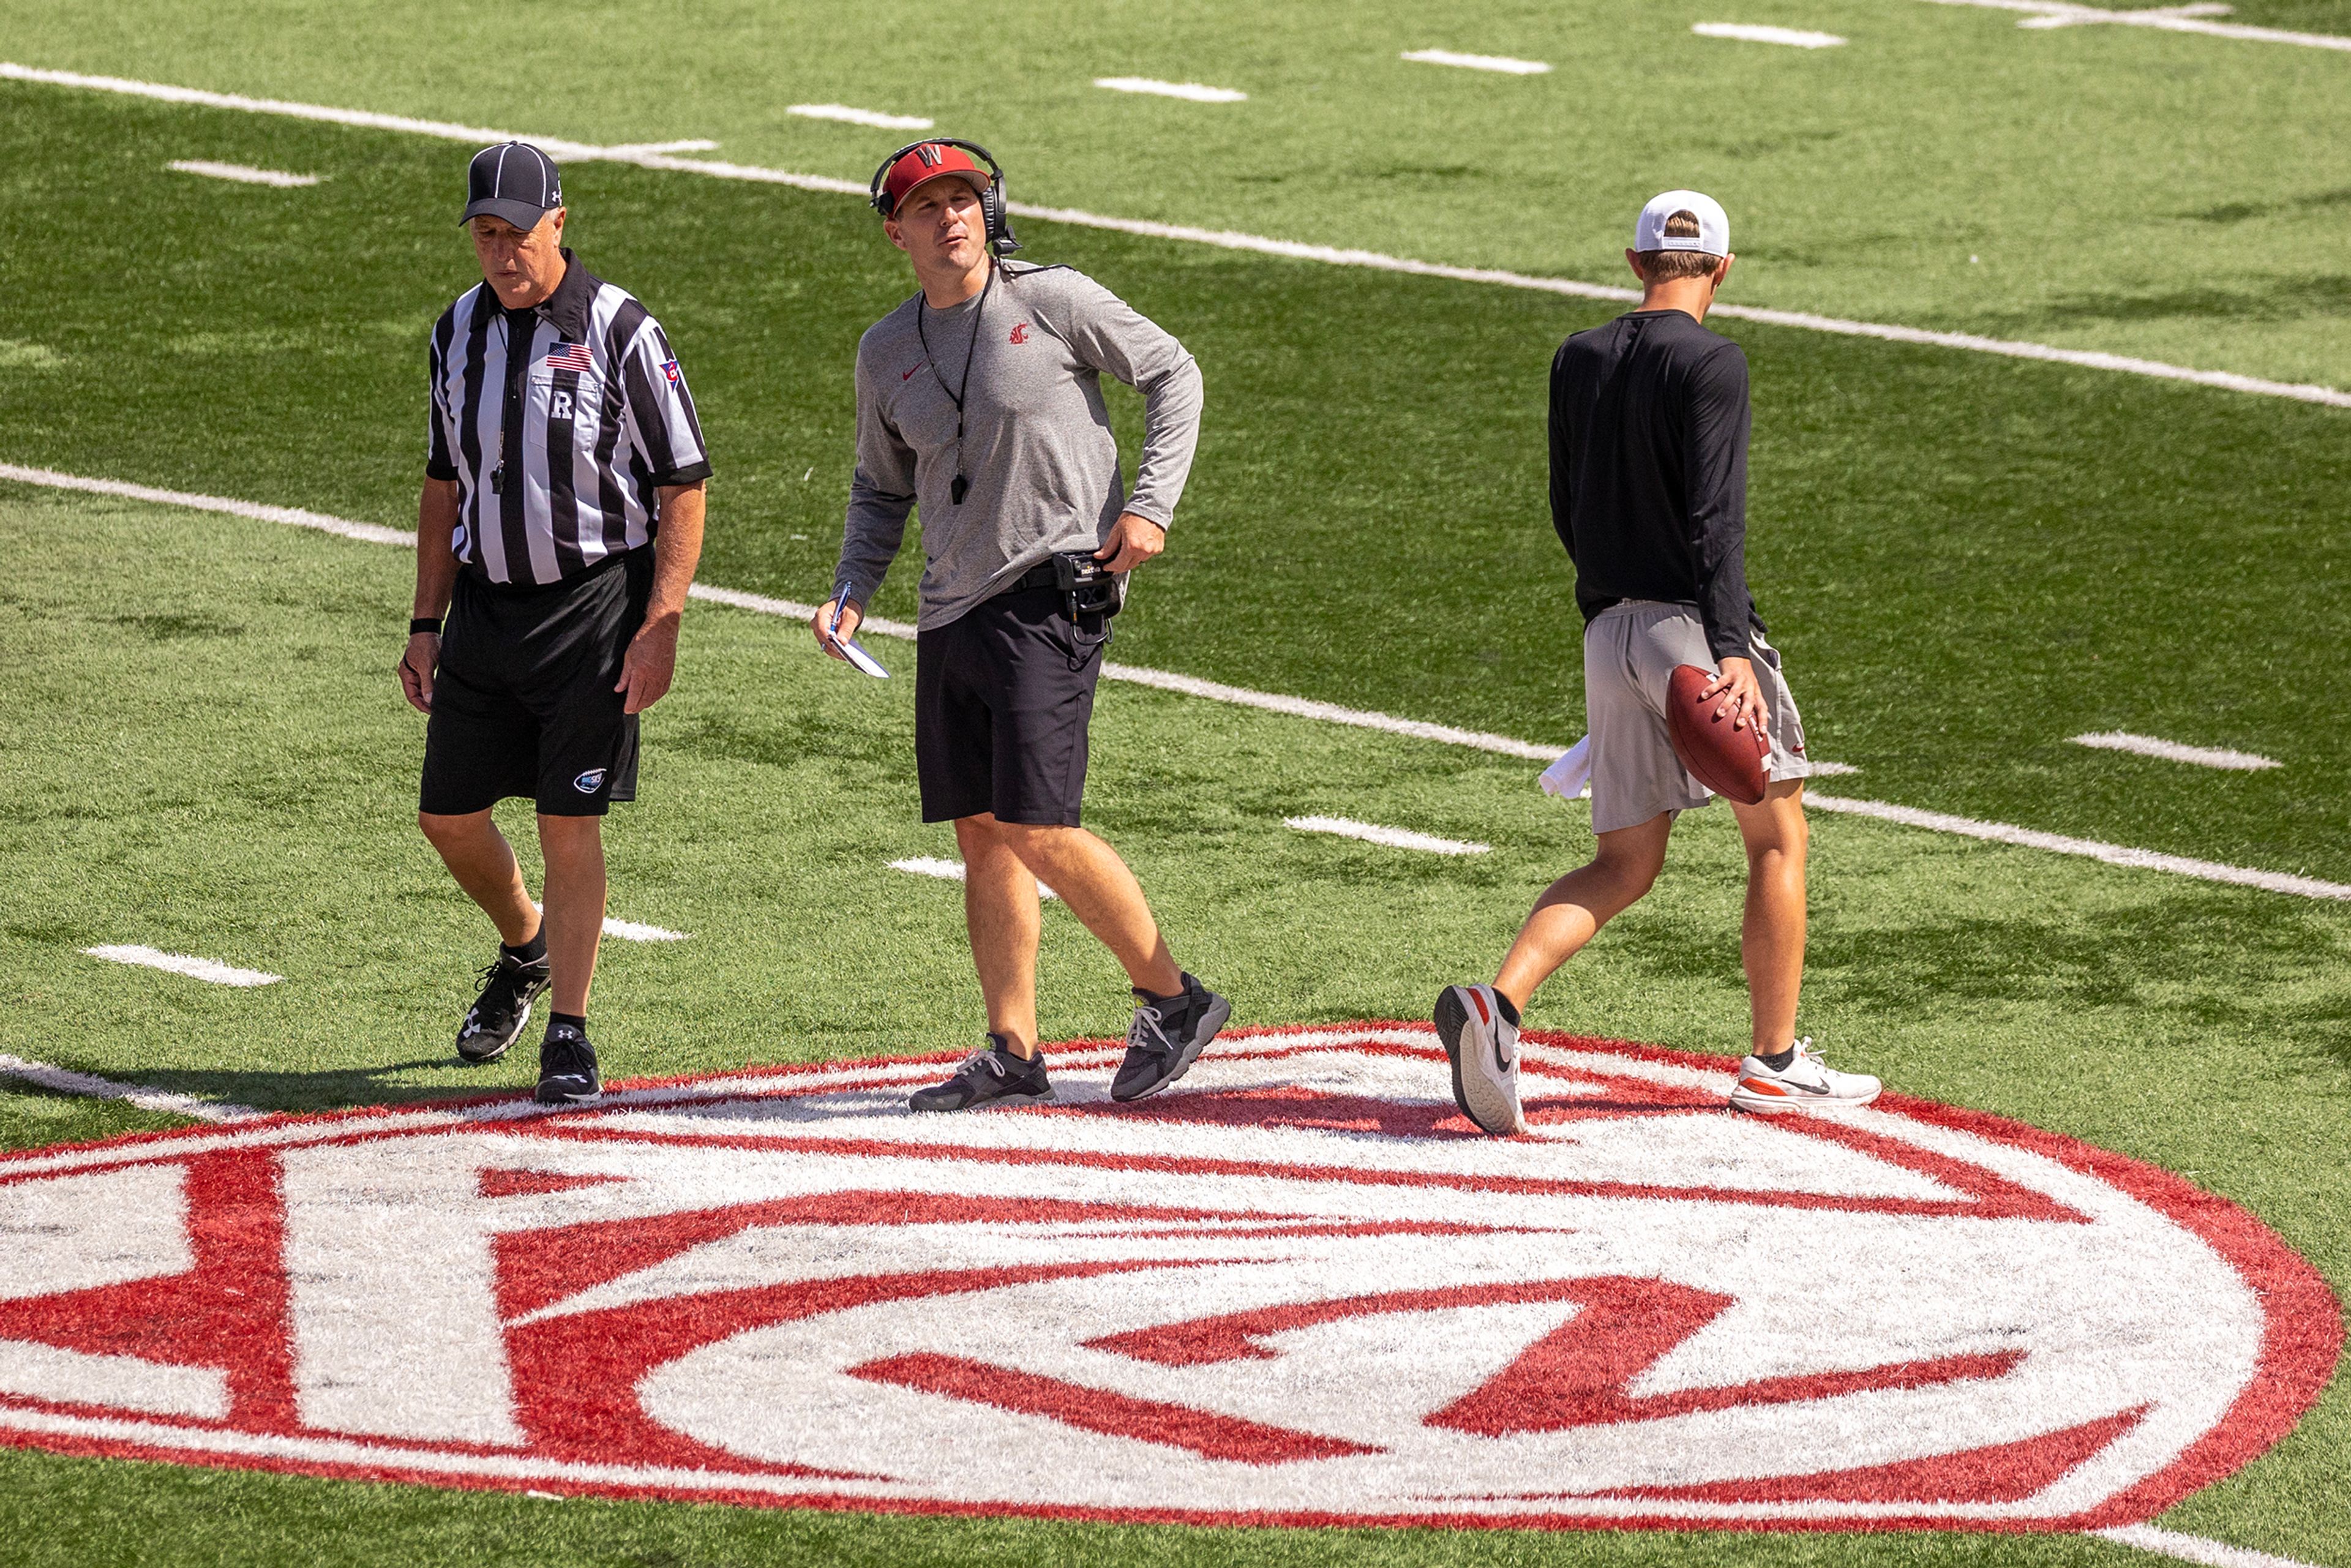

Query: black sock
[
  {"left": 503, "top": 929, "right": 547, "bottom": 966},
  {"left": 1493, "top": 991, "right": 1521, "bottom": 1029},
  {"left": 549, "top": 1011, "right": 587, "bottom": 1036},
  {"left": 1755, "top": 1045, "right": 1796, "bottom": 1071},
  {"left": 986, "top": 1035, "right": 1042, "bottom": 1072},
  {"left": 1136, "top": 972, "right": 1195, "bottom": 1009}
]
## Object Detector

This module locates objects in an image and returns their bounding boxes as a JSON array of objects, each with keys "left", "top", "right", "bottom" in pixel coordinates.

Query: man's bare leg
[
  {"left": 992, "top": 822, "right": 1185, "bottom": 999},
  {"left": 418, "top": 810, "right": 541, "bottom": 946},
  {"left": 954, "top": 814, "right": 1044, "bottom": 1057},
  {"left": 1727, "top": 779, "right": 1807, "bottom": 1054},
  {"left": 1491, "top": 813, "right": 1674, "bottom": 1013},
  {"left": 536, "top": 815, "right": 608, "bottom": 1018}
]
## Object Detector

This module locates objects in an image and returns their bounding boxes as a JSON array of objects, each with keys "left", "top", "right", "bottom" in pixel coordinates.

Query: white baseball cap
[{"left": 1635, "top": 190, "right": 1730, "bottom": 255}]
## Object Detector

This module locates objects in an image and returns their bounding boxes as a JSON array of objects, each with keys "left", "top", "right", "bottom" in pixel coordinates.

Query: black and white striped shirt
[{"left": 426, "top": 249, "right": 710, "bottom": 587}]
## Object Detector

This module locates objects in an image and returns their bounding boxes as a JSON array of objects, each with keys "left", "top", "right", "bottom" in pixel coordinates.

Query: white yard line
[
  {"left": 2071, "top": 731, "right": 2280, "bottom": 771},
  {"left": 1692, "top": 22, "right": 1848, "bottom": 47},
  {"left": 1099, "top": 662, "right": 1561, "bottom": 760},
  {"left": 528, "top": 901, "right": 690, "bottom": 943},
  {"left": 595, "top": 138, "right": 719, "bottom": 156},
  {"left": 1400, "top": 49, "right": 1552, "bottom": 74},
  {"left": 888, "top": 857, "right": 1059, "bottom": 900},
  {"left": 1092, "top": 77, "right": 1248, "bottom": 103},
  {"left": 0, "top": 1054, "right": 260, "bottom": 1122},
  {"left": 1284, "top": 816, "right": 1491, "bottom": 855},
  {"left": 2093, "top": 1525, "right": 2330, "bottom": 1568},
  {"left": 1918, "top": 0, "right": 2351, "bottom": 50},
  {"left": 786, "top": 103, "right": 932, "bottom": 130},
  {"left": 0, "top": 462, "right": 413, "bottom": 544},
  {"left": 167, "top": 159, "right": 320, "bottom": 187},
  {"left": 82, "top": 945, "right": 281, "bottom": 987},
  {"left": 2014, "top": 2, "right": 2232, "bottom": 27},
  {"left": 5, "top": 462, "right": 2344, "bottom": 904},
  {"left": 600, "top": 917, "right": 691, "bottom": 942},
  {"left": 3, "top": 60, "right": 2346, "bottom": 409},
  {"left": 1805, "top": 794, "right": 2349, "bottom": 899}
]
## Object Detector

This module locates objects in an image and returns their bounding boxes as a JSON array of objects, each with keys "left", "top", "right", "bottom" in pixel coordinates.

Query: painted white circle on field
[{"left": 0, "top": 1026, "right": 2333, "bottom": 1531}]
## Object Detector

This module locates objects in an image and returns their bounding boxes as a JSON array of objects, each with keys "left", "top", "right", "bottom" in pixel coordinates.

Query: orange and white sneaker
[
  {"left": 1434, "top": 984, "right": 1525, "bottom": 1136},
  {"left": 1728, "top": 1038, "right": 1880, "bottom": 1114}
]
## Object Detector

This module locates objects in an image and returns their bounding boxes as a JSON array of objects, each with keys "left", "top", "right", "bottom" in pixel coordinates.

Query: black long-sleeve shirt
[{"left": 1548, "top": 309, "right": 1761, "bottom": 665}]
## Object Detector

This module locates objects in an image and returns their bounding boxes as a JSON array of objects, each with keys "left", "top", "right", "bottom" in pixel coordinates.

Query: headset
[{"left": 868, "top": 138, "right": 1021, "bottom": 256}]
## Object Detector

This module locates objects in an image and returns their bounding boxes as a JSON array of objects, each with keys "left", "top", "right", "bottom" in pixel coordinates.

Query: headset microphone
[{"left": 868, "top": 138, "right": 1021, "bottom": 257}]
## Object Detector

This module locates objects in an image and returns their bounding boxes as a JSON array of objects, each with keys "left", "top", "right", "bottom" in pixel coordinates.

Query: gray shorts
[{"left": 1583, "top": 601, "right": 1811, "bottom": 834}]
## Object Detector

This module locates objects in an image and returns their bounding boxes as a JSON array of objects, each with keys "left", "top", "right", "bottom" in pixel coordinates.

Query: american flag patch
[
  {"left": 544, "top": 343, "right": 594, "bottom": 374},
  {"left": 660, "top": 359, "right": 682, "bottom": 386}
]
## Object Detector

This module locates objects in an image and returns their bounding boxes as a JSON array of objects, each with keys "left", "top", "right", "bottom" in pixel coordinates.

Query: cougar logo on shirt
[
  {"left": 1009, "top": 323, "right": 1031, "bottom": 345},
  {"left": 0, "top": 1026, "right": 2328, "bottom": 1530},
  {"left": 572, "top": 768, "right": 606, "bottom": 793}
]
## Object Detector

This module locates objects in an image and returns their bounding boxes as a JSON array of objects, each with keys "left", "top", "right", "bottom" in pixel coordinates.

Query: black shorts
[
  {"left": 915, "top": 587, "right": 1106, "bottom": 827},
  {"left": 419, "top": 550, "right": 652, "bottom": 818}
]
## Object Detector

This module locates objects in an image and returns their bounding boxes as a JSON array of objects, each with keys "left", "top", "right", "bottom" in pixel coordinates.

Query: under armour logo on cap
[{"left": 461, "top": 141, "right": 563, "bottom": 230}]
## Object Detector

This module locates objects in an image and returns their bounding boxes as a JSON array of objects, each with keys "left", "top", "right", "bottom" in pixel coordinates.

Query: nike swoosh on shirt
[{"left": 902, "top": 365, "right": 922, "bottom": 381}]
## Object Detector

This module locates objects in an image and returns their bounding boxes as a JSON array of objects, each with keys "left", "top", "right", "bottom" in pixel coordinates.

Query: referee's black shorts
[
  {"left": 915, "top": 587, "right": 1105, "bottom": 827},
  {"left": 419, "top": 550, "right": 652, "bottom": 819}
]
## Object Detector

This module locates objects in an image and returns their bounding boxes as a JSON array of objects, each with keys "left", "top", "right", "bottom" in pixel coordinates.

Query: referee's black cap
[{"left": 461, "top": 141, "right": 564, "bottom": 231}]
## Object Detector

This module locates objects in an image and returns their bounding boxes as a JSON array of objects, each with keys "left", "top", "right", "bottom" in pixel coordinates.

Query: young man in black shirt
[{"left": 1434, "top": 191, "right": 1881, "bottom": 1134}]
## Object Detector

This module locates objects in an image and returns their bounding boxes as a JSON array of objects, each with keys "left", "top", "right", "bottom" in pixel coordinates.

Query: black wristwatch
[{"left": 409, "top": 617, "right": 443, "bottom": 636}]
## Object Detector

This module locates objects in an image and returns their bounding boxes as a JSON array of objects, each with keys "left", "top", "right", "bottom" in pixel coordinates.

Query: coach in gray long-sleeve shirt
[
  {"left": 816, "top": 139, "right": 1229, "bottom": 1119},
  {"left": 833, "top": 258, "right": 1202, "bottom": 626}
]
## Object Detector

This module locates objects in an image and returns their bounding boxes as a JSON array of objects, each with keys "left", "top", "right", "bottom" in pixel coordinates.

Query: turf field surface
[
  {"left": 4, "top": 0, "right": 2350, "bottom": 387},
  {"left": 2, "top": 1031, "right": 2332, "bottom": 1530},
  {"left": 1, "top": 4, "right": 2347, "bottom": 1564},
  {"left": 2, "top": 484, "right": 2346, "bottom": 1567},
  {"left": 2, "top": 82, "right": 2348, "bottom": 887}
]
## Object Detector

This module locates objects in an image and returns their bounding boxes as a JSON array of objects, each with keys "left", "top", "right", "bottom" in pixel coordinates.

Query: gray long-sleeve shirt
[{"left": 831, "top": 260, "right": 1204, "bottom": 629}]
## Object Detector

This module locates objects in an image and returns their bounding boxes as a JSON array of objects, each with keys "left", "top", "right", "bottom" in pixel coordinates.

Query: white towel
[{"left": 1539, "top": 737, "right": 1592, "bottom": 800}]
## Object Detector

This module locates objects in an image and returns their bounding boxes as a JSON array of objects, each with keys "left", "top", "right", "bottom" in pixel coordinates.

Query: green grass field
[
  {"left": 1, "top": 4, "right": 2347, "bottom": 1564},
  {"left": 6, "top": 0, "right": 2351, "bottom": 386}
]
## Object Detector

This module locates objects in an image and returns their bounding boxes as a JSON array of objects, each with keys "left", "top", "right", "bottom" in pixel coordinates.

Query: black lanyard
[{"left": 913, "top": 263, "right": 994, "bottom": 506}]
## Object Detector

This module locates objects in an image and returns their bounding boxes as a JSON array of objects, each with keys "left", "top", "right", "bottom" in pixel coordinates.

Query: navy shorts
[
  {"left": 914, "top": 587, "right": 1106, "bottom": 827},
  {"left": 419, "top": 550, "right": 651, "bottom": 818}
]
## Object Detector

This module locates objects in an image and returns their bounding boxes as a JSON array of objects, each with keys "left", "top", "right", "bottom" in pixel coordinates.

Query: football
[{"left": 1667, "top": 663, "right": 1769, "bottom": 805}]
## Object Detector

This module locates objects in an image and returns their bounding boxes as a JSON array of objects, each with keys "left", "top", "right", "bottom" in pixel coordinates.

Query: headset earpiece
[{"left": 868, "top": 138, "right": 1020, "bottom": 255}]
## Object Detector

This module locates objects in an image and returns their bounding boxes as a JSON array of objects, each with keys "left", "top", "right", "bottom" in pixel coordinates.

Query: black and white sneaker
[
  {"left": 908, "top": 1037, "right": 1055, "bottom": 1113},
  {"left": 1111, "top": 973, "right": 1232, "bottom": 1103},
  {"left": 534, "top": 1024, "right": 602, "bottom": 1105},
  {"left": 455, "top": 948, "right": 552, "bottom": 1063}
]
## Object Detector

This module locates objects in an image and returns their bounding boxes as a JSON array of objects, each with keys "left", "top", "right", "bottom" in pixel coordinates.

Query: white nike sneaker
[
  {"left": 1728, "top": 1037, "right": 1881, "bottom": 1114},
  {"left": 1434, "top": 984, "right": 1525, "bottom": 1136}
]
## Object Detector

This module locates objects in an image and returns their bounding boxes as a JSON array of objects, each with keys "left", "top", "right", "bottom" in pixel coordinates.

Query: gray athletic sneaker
[
  {"left": 1111, "top": 973, "right": 1232, "bottom": 1102},
  {"left": 1434, "top": 983, "right": 1525, "bottom": 1136},
  {"left": 909, "top": 1037, "right": 1056, "bottom": 1113}
]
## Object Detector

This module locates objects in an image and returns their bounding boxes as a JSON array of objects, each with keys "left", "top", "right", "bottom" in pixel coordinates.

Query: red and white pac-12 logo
[{"left": 0, "top": 1026, "right": 2335, "bottom": 1531}]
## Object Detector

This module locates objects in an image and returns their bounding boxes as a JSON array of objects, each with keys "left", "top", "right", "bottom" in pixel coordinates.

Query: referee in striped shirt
[{"left": 398, "top": 141, "right": 711, "bottom": 1105}]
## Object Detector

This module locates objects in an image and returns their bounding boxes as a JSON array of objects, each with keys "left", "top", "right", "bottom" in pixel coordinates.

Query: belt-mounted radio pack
[{"left": 1051, "top": 551, "right": 1125, "bottom": 621}]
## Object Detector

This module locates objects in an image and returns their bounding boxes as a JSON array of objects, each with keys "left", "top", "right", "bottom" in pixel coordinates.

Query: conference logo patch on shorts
[
  {"left": 0, "top": 1026, "right": 2332, "bottom": 1529},
  {"left": 572, "top": 768, "right": 606, "bottom": 793}
]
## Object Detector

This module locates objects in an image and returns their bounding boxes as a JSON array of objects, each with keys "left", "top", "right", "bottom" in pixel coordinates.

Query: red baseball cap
[{"left": 877, "top": 142, "right": 991, "bottom": 217}]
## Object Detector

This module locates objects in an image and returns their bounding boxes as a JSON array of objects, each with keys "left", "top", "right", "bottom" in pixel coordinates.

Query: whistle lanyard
[{"left": 913, "top": 263, "right": 994, "bottom": 506}]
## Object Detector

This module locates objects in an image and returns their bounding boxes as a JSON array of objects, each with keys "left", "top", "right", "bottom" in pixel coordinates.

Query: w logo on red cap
[{"left": 913, "top": 143, "right": 943, "bottom": 167}]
